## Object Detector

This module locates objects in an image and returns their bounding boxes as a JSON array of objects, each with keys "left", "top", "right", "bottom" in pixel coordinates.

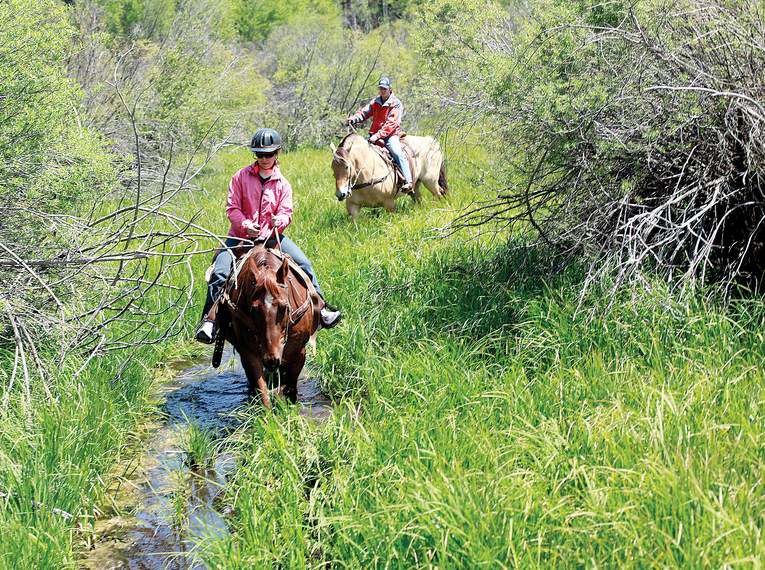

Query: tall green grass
[
  {"left": 0, "top": 260, "right": 204, "bottom": 566},
  {"left": 7, "top": 140, "right": 761, "bottom": 567},
  {"left": 192, "top": 146, "right": 765, "bottom": 567}
]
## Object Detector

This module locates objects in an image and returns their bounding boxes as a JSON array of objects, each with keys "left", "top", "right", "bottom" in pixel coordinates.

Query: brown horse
[
  {"left": 330, "top": 133, "right": 448, "bottom": 220},
  {"left": 215, "top": 245, "right": 321, "bottom": 408}
]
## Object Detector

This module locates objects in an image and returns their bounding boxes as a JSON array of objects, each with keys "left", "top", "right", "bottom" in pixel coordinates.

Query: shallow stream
[{"left": 81, "top": 347, "right": 331, "bottom": 569}]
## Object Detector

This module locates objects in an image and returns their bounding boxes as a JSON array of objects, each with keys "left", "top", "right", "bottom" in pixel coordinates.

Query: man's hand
[
  {"left": 242, "top": 219, "right": 260, "bottom": 237},
  {"left": 369, "top": 134, "right": 379, "bottom": 144}
]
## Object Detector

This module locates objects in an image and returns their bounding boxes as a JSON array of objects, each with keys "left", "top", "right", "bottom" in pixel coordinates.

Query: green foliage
[
  {"left": 149, "top": 37, "right": 264, "bottom": 143},
  {"left": 0, "top": 343, "right": 159, "bottom": 566},
  {"left": 415, "top": 0, "right": 765, "bottom": 283},
  {"left": 7, "top": 0, "right": 763, "bottom": 566},
  {"left": 413, "top": 0, "right": 515, "bottom": 141},
  {"left": 72, "top": 0, "right": 268, "bottom": 152},
  {"left": 182, "top": 420, "right": 217, "bottom": 469},
  {"left": 263, "top": 15, "right": 419, "bottom": 147},
  {"left": 0, "top": 0, "right": 118, "bottom": 246},
  {"left": 231, "top": 0, "right": 339, "bottom": 42},
  {"left": 342, "top": 0, "right": 429, "bottom": 30},
  {"left": 92, "top": 0, "right": 177, "bottom": 37},
  {"left": 0, "top": 0, "right": 73, "bottom": 166}
]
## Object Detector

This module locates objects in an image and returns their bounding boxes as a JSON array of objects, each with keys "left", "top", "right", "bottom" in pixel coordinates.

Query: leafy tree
[
  {"left": 0, "top": 0, "right": 118, "bottom": 246},
  {"left": 232, "top": 0, "right": 339, "bottom": 42},
  {"left": 90, "top": 0, "right": 177, "bottom": 37}
]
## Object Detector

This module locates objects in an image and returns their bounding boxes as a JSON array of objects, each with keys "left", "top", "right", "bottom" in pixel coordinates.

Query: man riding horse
[
  {"left": 195, "top": 128, "right": 341, "bottom": 344},
  {"left": 346, "top": 76, "right": 414, "bottom": 195}
]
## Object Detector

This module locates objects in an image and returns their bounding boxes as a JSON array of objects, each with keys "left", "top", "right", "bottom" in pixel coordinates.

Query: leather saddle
[{"left": 370, "top": 138, "right": 417, "bottom": 189}]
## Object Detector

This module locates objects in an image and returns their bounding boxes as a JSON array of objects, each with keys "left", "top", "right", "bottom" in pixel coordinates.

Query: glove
[{"left": 242, "top": 219, "right": 260, "bottom": 237}]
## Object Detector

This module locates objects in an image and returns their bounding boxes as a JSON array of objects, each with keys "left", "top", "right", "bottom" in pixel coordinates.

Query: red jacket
[{"left": 350, "top": 93, "right": 404, "bottom": 139}]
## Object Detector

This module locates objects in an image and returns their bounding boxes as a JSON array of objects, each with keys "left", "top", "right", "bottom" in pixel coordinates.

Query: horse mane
[
  {"left": 239, "top": 249, "right": 284, "bottom": 303},
  {"left": 338, "top": 132, "right": 360, "bottom": 149},
  {"left": 333, "top": 133, "right": 366, "bottom": 168}
]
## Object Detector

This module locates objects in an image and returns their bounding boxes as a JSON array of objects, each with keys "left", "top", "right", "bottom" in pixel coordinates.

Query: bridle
[
  {"left": 333, "top": 135, "right": 392, "bottom": 197},
  {"left": 223, "top": 238, "right": 314, "bottom": 357}
]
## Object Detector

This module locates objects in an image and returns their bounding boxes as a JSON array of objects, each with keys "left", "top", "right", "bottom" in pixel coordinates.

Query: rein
[
  {"left": 352, "top": 170, "right": 391, "bottom": 190},
  {"left": 333, "top": 135, "right": 392, "bottom": 192},
  {"left": 223, "top": 246, "right": 313, "bottom": 349}
]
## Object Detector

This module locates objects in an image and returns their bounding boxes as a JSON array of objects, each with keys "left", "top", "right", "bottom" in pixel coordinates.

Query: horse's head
[
  {"left": 330, "top": 144, "right": 353, "bottom": 201},
  {"left": 239, "top": 252, "right": 291, "bottom": 369},
  {"left": 331, "top": 133, "right": 368, "bottom": 201}
]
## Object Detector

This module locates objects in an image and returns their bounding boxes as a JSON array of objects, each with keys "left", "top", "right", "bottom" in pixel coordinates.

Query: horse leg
[
  {"left": 277, "top": 364, "right": 293, "bottom": 403},
  {"left": 283, "top": 349, "right": 305, "bottom": 404},
  {"left": 241, "top": 353, "right": 271, "bottom": 408},
  {"left": 384, "top": 199, "right": 396, "bottom": 213},
  {"left": 346, "top": 202, "right": 361, "bottom": 222},
  {"left": 411, "top": 181, "right": 423, "bottom": 204},
  {"left": 421, "top": 174, "right": 444, "bottom": 199}
]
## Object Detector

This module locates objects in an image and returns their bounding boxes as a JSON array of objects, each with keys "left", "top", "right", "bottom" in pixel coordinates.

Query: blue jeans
[
  {"left": 202, "top": 235, "right": 323, "bottom": 317},
  {"left": 384, "top": 135, "right": 412, "bottom": 184}
]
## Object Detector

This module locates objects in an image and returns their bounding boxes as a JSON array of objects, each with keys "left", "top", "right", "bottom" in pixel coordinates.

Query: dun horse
[
  {"left": 214, "top": 244, "right": 321, "bottom": 408},
  {"left": 331, "top": 133, "right": 447, "bottom": 220}
]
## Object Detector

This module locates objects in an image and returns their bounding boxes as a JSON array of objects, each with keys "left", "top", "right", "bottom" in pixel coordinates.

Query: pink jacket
[{"left": 226, "top": 163, "right": 293, "bottom": 240}]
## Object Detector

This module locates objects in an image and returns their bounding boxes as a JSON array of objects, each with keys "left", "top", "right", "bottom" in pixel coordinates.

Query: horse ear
[
  {"left": 329, "top": 142, "right": 337, "bottom": 154},
  {"left": 277, "top": 257, "right": 289, "bottom": 284}
]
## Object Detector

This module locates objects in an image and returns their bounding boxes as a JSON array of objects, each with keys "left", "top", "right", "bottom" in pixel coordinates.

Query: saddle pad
[{"left": 371, "top": 143, "right": 417, "bottom": 188}]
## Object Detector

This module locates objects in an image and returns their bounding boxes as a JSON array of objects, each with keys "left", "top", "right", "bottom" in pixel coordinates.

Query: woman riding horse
[{"left": 196, "top": 128, "right": 341, "bottom": 343}]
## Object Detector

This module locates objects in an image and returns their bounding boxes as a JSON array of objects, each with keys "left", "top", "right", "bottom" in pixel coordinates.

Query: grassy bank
[
  {"left": 4, "top": 141, "right": 762, "bottom": 567},
  {"left": 0, "top": 266, "right": 205, "bottom": 567},
  {"left": 186, "top": 147, "right": 765, "bottom": 567}
]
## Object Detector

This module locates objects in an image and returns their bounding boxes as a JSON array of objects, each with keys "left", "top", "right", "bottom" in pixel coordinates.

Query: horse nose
[
  {"left": 264, "top": 356, "right": 281, "bottom": 369},
  {"left": 336, "top": 189, "right": 347, "bottom": 201}
]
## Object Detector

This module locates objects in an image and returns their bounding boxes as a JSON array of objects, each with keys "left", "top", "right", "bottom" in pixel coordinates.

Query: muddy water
[{"left": 82, "top": 347, "right": 331, "bottom": 569}]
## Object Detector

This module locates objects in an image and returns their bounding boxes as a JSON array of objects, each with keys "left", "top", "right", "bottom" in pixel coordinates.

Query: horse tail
[{"left": 438, "top": 157, "right": 448, "bottom": 195}]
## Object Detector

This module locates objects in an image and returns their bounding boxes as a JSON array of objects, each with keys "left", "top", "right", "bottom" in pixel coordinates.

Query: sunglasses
[{"left": 255, "top": 151, "right": 276, "bottom": 159}]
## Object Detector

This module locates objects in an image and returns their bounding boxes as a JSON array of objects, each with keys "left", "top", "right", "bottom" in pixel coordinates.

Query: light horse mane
[{"left": 332, "top": 132, "right": 366, "bottom": 164}]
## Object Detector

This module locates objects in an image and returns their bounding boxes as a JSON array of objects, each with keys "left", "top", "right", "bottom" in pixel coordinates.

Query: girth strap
[
  {"left": 212, "top": 334, "right": 226, "bottom": 368},
  {"left": 352, "top": 169, "right": 391, "bottom": 190}
]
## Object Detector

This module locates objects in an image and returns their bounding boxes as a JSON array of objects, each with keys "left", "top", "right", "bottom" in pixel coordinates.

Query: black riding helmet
[{"left": 250, "top": 128, "right": 282, "bottom": 153}]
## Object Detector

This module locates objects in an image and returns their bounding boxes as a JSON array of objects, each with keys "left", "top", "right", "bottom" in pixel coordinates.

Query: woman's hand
[{"left": 242, "top": 219, "right": 260, "bottom": 237}]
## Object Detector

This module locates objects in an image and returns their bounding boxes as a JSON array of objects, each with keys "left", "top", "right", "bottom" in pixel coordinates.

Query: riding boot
[
  {"left": 195, "top": 301, "right": 219, "bottom": 344},
  {"left": 319, "top": 297, "right": 342, "bottom": 329}
]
